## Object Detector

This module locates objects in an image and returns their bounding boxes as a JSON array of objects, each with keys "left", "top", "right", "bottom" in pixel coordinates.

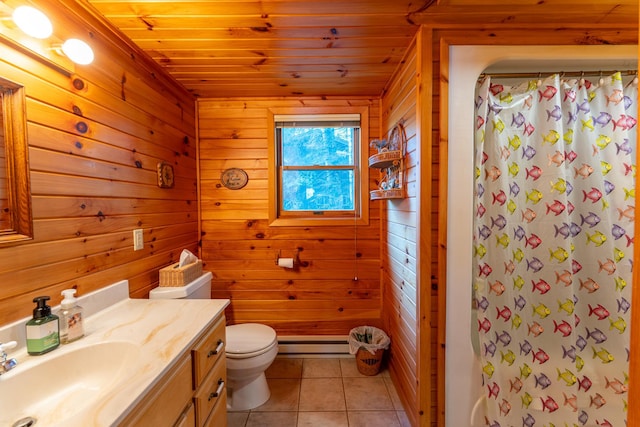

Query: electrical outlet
[{"left": 133, "top": 228, "right": 144, "bottom": 251}]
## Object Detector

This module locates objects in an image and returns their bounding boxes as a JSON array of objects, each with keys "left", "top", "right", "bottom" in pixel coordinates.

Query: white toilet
[
  {"left": 225, "top": 323, "right": 278, "bottom": 411},
  {"left": 149, "top": 272, "right": 278, "bottom": 411}
]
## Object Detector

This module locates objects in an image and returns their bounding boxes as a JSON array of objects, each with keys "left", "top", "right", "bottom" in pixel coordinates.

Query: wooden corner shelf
[
  {"left": 368, "top": 150, "right": 402, "bottom": 169},
  {"left": 370, "top": 188, "right": 404, "bottom": 200},
  {"left": 368, "top": 122, "right": 406, "bottom": 200}
]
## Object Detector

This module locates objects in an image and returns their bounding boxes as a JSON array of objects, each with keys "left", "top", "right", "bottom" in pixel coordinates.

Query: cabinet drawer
[
  {"left": 192, "top": 315, "right": 226, "bottom": 388},
  {"left": 203, "top": 392, "right": 227, "bottom": 427},
  {"left": 174, "top": 402, "right": 195, "bottom": 427},
  {"left": 194, "top": 356, "right": 227, "bottom": 427},
  {"left": 121, "top": 354, "right": 192, "bottom": 427}
]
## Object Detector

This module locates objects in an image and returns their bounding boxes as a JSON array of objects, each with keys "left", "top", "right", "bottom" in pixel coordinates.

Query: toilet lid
[{"left": 226, "top": 323, "right": 277, "bottom": 354}]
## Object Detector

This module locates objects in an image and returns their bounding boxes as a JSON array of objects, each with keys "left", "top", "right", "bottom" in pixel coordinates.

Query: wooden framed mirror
[{"left": 0, "top": 76, "right": 33, "bottom": 243}]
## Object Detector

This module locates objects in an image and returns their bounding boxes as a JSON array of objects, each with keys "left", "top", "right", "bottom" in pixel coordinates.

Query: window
[{"left": 268, "top": 107, "right": 369, "bottom": 226}]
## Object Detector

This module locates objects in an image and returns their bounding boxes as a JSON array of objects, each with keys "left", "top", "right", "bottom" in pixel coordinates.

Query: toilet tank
[{"left": 149, "top": 272, "right": 212, "bottom": 299}]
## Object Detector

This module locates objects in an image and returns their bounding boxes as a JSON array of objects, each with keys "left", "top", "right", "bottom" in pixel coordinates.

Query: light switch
[{"left": 133, "top": 228, "right": 144, "bottom": 251}]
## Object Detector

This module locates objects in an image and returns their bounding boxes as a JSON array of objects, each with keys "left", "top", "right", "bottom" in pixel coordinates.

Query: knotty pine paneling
[
  {"left": 86, "top": 0, "right": 636, "bottom": 98},
  {"left": 416, "top": 1, "right": 637, "bottom": 27},
  {"left": 198, "top": 97, "right": 382, "bottom": 335},
  {"left": 0, "top": 0, "right": 197, "bottom": 326},
  {"left": 86, "top": 0, "right": 419, "bottom": 98},
  {"left": 380, "top": 35, "right": 422, "bottom": 427},
  {"left": 0, "top": 109, "right": 6, "bottom": 230}
]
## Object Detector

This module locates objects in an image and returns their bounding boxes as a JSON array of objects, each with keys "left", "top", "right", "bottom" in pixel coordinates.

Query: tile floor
[{"left": 227, "top": 357, "right": 411, "bottom": 427}]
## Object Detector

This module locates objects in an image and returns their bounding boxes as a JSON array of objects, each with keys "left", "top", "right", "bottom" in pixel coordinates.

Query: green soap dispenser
[{"left": 26, "top": 296, "right": 60, "bottom": 355}]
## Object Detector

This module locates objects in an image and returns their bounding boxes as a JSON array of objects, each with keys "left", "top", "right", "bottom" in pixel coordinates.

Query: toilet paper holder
[{"left": 275, "top": 249, "right": 300, "bottom": 269}]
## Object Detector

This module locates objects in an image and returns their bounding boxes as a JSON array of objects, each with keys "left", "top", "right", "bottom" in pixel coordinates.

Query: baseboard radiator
[{"left": 277, "top": 335, "right": 351, "bottom": 357}]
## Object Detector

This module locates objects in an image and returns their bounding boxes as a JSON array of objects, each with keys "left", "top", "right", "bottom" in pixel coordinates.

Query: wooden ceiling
[
  {"left": 82, "top": 0, "right": 638, "bottom": 99},
  {"left": 84, "top": 0, "right": 423, "bottom": 98}
]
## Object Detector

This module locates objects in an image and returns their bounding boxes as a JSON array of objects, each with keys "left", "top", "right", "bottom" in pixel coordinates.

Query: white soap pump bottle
[{"left": 59, "top": 289, "right": 84, "bottom": 344}]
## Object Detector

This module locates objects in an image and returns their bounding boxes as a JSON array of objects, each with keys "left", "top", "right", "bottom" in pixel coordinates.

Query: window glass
[
  {"left": 282, "top": 169, "right": 355, "bottom": 211},
  {"left": 281, "top": 127, "right": 354, "bottom": 166},
  {"left": 276, "top": 115, "right": 360, "bottom": 216}
]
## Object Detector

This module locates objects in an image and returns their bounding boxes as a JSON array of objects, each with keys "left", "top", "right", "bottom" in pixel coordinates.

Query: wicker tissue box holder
[{"left": 159, "top": 259, "right": 203, "bottom": 287}]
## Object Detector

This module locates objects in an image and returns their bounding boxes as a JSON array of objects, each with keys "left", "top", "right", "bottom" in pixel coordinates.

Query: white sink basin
[{"left": 0, "top": 341, "right": 140, "bottom": 427}]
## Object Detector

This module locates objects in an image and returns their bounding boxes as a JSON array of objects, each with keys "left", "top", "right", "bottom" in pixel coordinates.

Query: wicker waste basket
[
  {"left": 355, "top": 347, "right": 385, "bottom": 376},
  {"left": 348, "top": 326, "right": 390, "bottom": 376}
]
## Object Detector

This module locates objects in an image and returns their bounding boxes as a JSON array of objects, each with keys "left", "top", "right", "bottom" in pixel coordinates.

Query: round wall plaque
[
  {"left": 221, "top": 168, "right": 249, "bottom": 190},
  {"left": 157, "top": 162, "right": 175, "bottom": 188}
]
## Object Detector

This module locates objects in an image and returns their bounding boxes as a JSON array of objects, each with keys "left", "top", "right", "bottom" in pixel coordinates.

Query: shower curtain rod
[{"left": 479, "top": 69, "right": 638, "bottom": 80}]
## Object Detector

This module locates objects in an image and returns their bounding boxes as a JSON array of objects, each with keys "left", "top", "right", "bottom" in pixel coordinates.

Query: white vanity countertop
[
  {"left": 0, "top": 292, "right": 229, "bottom": 427},
  {"left": 88, "top": 297, "right": 229, "bottom": 426}
]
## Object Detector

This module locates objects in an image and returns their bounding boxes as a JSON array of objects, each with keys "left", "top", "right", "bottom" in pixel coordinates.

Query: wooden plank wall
[
  {"left": 198, "top": 97, "right": 383, "bottom": 335},
  {"left": 0, "top": 105, "right": 6, "bottom": 230},
  {"left": 379, "top": 36, "right": 422, "bottom": 427},
  {"left": 0, "top": 0, "right": 198, "bottom": 325}
]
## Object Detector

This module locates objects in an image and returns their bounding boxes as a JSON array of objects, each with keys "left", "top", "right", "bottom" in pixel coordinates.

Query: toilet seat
[{"left": 226, "top": 323, "right": 277, "bottom": 359}]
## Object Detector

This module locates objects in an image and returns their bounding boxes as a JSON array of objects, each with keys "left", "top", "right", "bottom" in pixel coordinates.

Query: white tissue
[
  {"left": 179, "top": 249, "right": 198, "bottom": 267},
  {"left": 277, "top": 258, "right": 294, "bottom": 268}
]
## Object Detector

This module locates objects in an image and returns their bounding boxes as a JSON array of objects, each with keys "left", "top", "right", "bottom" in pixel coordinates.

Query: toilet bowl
[
  {"left": 149, "top": 272, "right": 278, "bottom": 411},
  {"left": 225, "top": 323, "right": 278, "bottom": 411}
]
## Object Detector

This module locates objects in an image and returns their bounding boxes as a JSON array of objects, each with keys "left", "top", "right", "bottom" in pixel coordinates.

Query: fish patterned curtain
[{"left": 473, "top": 72, "right": 637, "bottom": 426}]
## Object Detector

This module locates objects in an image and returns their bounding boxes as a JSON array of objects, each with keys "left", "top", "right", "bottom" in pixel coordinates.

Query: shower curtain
[{"left": 473, "top": 72, "right": 637, "bottom": 426}]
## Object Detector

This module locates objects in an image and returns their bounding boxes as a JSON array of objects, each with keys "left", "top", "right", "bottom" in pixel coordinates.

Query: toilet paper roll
[{"left": 277, "top": 258, "right": 294, "bottom": 268}]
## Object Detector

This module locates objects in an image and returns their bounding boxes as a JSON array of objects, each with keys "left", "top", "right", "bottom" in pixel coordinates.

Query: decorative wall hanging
[
  {"left": 221, "top": 168, "right": 249, "bottom": 190},
  {"left": 157, "top": 162, "right": 175, "bottom": 188},
  {"left": 368, "top": 122, "right": 406, "bottom": 200}
]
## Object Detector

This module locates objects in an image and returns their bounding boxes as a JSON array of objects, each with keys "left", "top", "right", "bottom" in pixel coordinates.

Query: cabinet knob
[{"left": 208, "top": 379, "right": 225, "bottom": 401}]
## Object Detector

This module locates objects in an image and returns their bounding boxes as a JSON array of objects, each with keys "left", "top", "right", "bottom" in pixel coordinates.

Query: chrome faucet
[{"left": 0, "top": 341, "right": 18, "bottom": 375}]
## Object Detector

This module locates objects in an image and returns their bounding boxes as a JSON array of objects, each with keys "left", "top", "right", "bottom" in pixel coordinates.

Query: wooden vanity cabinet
[
  {"left": 175, "top": 402, "right": 196, "bottom": 427},
  {"left": 119, "top": 353, "right": 193, "bottom": 426},
  {"left": 120, "top": 314, "right": 227, "bottom": 427},
  {"left": 192, "top": 314, "right": 227, "bottom": 426}
]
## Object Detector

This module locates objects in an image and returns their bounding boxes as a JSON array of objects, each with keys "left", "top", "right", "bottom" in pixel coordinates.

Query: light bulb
[
  {"left": 62, "top": 39, "right": 94, "bottom": 65},
  {"left": 12, "top": 6, "right": 53, "bottom": 39}
]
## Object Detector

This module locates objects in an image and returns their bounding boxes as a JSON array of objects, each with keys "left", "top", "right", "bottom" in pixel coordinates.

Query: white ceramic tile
[
  {"left": 302, "top": 358, "right": 342, "bottom": 377},
  {"left": 266, "top": 358, "right": 303, "bottom": 379},
  {"left": 299, "top": 378, "right": 346, "bottom": 411},
  {"left": 246, "top": 411, "right": 298, "bottom": 427},
  {"left": 343, "top": 377, "right": 394, "bottom": 410},
  {"left": 227, "top": 411, "right": 249, "bottom": 427},
  {"left": 297, "top": 411, "right": 348, "bottom": 427},
  {"left": 383, "top": 376, "right": 404, "bottom": 410},
  {"left": 252, "top": 379, "right": 300, "bottom": 412},
  {"left": 347, "top": 411, "right": 401, "bottom": 427}
]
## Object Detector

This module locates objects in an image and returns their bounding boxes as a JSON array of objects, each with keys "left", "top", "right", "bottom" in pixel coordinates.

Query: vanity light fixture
[
  {"left": 8, "top": 5, "right": 95, "bottom": 66},
  {"left": 12, "top": 6, "right": 52, "bottom": 39},
  {"left": 60, "top": 38, "right": 94, "bottom": 65}
]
